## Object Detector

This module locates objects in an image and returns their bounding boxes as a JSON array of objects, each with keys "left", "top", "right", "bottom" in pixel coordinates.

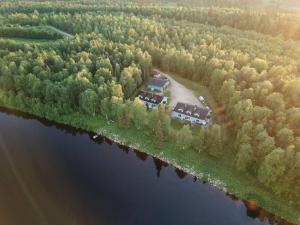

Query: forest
[{"left": 0, "top": 1, "right": 300, "bottom": 224}]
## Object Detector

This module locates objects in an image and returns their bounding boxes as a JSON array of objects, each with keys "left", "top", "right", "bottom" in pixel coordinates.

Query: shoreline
[{"left": 0, "top": 104, "right": 299, "bottom": 225}]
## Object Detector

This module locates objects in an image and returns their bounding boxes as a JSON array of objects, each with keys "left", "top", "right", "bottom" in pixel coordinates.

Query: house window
[
  {"left": 178, "top": 114, "right": 181, "bottom": 117},
  {"left": 185, "top": 116, "right": 190, "bottom": 120}
]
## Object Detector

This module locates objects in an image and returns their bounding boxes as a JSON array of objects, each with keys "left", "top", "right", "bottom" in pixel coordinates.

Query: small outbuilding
[{"left": 147, "top": 78, "right": 170, "bottom": 92}]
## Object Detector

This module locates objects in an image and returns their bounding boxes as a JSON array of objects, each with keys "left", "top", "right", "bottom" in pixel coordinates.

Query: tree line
[{"left": 0, "top": 25, "right": 63, "bottom": 40}]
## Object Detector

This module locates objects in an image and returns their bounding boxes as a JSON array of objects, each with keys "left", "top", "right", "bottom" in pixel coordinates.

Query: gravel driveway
[{"left": 154, "top": 69, "right": 203, "bottom": 108}]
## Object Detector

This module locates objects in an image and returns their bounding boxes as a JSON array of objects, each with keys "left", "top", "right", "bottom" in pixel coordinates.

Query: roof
[
  {"left": 138, "top": 91, "right": 164, "bottom": 105},
  {"left": 173, "top": 102, "right": 210, "bottom": 120},
  {"left": 148, "top": 78, "right": 169, "bottom": 88},
  {"left": 154, "top": 73, "right": 167, "bottom": 80}
]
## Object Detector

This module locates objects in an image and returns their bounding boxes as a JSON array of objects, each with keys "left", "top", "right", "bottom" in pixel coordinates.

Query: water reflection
[
  {"left": 153, "top": 157, "right": 168, "bottom": 177},
  {"left": 0, "top": 107, "right": 295, "bottom": 225},
  {"left": 174, "top": 168, "right": 188, "bottom": 179},
  {"left": 134, "top": 150, "right": 148, "bottom": 161}
]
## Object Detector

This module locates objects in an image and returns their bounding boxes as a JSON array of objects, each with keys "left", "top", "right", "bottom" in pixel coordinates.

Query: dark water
[{"left": 0, "top": 108, "right": 291, "bottom": 225}]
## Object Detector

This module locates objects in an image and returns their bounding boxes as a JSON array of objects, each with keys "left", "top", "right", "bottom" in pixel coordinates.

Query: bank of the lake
[{"left": 0, "top": 102, "right": 298, "bottom": 225}]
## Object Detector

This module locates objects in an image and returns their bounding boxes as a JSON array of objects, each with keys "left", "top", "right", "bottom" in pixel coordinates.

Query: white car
[{"left": 199, "top": 96, "right": 205, "bottom": 102}]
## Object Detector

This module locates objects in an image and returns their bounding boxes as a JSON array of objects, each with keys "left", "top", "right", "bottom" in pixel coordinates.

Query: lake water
[{"left": 0, "top": 108, "right": 291, "bottom": 225}]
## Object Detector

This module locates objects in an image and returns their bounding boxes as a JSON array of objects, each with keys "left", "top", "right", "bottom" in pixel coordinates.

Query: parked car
[{"left": 199, "top": 96, "right": 205, "bottom": 102}]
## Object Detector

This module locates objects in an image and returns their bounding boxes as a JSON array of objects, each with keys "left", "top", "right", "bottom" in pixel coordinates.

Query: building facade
[
  {"left": 171, "top": 102, "right": 211, "bottom": 125},
  {"left": 137, "top": 91, "right": 168, "bottom": 109}
]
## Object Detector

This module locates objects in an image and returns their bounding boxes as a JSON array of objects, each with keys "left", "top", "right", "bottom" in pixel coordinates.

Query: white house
[
  {"left": 137, "top": 91, "right": 168, "bottom": 109},
  {"left": 171, "top": 102, "right": 211, "bottom": 125}
]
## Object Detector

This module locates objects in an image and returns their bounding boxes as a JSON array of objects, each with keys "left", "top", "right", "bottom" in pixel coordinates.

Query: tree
[
  {"left": 258, "top": 149, "right": 286, "bottom": 193},
  {"left": 252, "top": 58, "right": 268, "bottom": 73},
  {"left": 236, "top": 143, "right": 253, "bottom": 172},
  {"left": 79, "top": 89, "right": 98, "bottom": 116},
  {"left": 111, "top": 81, "right": 124, "bottom": 99},
  {"left": 120, "top": 65, "right": 142, "bottom": 98},
  {"left": 192, "top": 128, "right": 205, "bottom": 153},
  {"left": 100, "top": 97, "right": 111, "bottom": 119},
  {"left": 147, "top": 108, "right": 159, "bottom": 134},
  {"left": 121, "top": 100, "right": 132, "bottom": 128},
  {"left": 176, "top": 125, "right": 193, "bottom": 150},
  {"left": 265, "top": 92, "right": 285, "bottom": 112},
  {"left": 136, "top": 50, "right": 152, "bottom": 81},
  {"left": 206, "top": 124, "right": 223, "bottom": 158},
  {"left": 276, "top": 128, "right": 294, "bottom": 148},
  {"left": 154, "top": 119, "right": 164, "bottom": 147},
  {"left": 158, "top": 105, "right": 171, "bottom": 137},
  {"left": 131, "top": 98, "right": 147, "bottom": 130},
  {"left": 110, "top": 96, "right": 124, "bottom": 122},
  {"left": 218, "top": 79, "right": 235, "bottom": 106},
  {"left": 284, "top": 80, "right": 300, "bottom": 107}
]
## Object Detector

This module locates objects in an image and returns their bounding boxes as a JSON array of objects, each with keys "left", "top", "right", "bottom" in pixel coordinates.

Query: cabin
[
  {"left": 171, "top": 102, "right": 211, "bottom": 125},
  {"left": 137, "top": 91, "right": 168, "bottom": 109},
  {"left": 147, "top": 78, "right": 170, "bottom": 92}
]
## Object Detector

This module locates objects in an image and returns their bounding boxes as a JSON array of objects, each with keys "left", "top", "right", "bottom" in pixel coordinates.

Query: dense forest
[
  {"left": 1, "top": 2, "right": 300, "bottom": 40},
  {"left": 0, "top": 1, "right": 300, "bottom": 223}
]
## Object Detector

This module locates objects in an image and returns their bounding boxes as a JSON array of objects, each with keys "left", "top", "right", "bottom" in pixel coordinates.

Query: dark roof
[
  {"left": 148, "top": 78, "right": 168, "bottom": 88},
  {"left": 137, "top": 91, "right": 164, "bottom": 105},
  {"left": 173, "top": 102, "right": 210, "bottom": 120}
]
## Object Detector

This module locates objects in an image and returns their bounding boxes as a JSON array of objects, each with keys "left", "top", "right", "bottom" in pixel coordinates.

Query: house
[
  {"left": 137, "top": 91, "right": 168, "bottom": 109},
  {"left": 172, "top": 102, "right": 211, "bottom": 125},
  {"left": 147, "top": 78, "right": 170, "bottom": 92},
  {"left": 153, "top": 72, "right": 167, "bottom": 80}
]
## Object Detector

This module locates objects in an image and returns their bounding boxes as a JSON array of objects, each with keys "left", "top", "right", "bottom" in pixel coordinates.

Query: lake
[{"left": 0, "top": 107, "right": 291, "bottom": 225}]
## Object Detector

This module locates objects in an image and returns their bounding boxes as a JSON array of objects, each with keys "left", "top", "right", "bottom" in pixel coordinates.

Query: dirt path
[
  {"left": 154, "top": 69, "right": 203, "bottom": 108},
  {"left": 47, "top": 25, "right": 74, "bottom": 38}
]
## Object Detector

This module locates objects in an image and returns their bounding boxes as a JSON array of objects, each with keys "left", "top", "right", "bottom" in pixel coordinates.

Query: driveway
[{"left": 154, "top": 69, "right": 203, "bottom": 108}]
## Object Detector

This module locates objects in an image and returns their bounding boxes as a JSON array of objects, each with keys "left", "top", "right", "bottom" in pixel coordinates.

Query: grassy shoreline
[{"left": 0, "top": 102, "right": 299, "bottom": 225}]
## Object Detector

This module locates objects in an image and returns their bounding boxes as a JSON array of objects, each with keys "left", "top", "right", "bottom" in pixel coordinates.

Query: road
[
  {"left": 47, "top": 25, "right": 74, "bottom": 38},
  {"left": 154, "top": 69, "right": 203, "bottom": 108}
]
